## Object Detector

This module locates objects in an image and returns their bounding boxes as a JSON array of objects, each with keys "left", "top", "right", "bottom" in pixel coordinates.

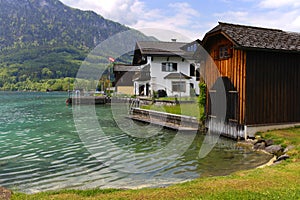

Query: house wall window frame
[
  {"left": 172, "top": 81, "right": 186, "bottom": 92},
  {"left": 162, "top": 62, "right": 178, "bottom": 72}
]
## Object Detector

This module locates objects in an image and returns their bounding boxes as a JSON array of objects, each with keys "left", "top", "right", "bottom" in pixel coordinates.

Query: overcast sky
[{"left": 60, "top": 0, "right": 300, "bottom": 41}]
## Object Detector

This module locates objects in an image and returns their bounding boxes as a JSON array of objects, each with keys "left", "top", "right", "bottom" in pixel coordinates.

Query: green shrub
[{"left": 198, "top": 82, "right": 206, "bottom": 122}]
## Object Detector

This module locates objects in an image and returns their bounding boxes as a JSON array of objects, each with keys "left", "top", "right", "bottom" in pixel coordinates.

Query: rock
[
  {"left": 275, "top": 154, "right": 290, "bottom": 162},
  {"left": 0, "top": 187, "right": 11, "bottom": 200},
  {"left": 284, "top": 145, "right": 295, "bottom": 153},
  {"left": 253, "top": 139, "right": 274, "bottom": 147},
  {"left": 272, "top": 160, "right": 282, "bottom": 165},
  {"left": 247, "top": 139, "right": 258, "bottom": 145},
  {"left": 265, "top": 145, "right": 283, "bottom": 155},
  {"left": 265, "top": 139, "right": 274, "bottom": 147},
  {"left": 254, "top": 139, "right": 265, "bottom": 144},
  {"left": 254, "top": 142, "right": 266, "bottom": 150}
]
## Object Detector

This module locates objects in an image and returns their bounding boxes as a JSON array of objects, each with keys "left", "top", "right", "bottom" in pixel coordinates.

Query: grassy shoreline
[
  {"left": 141, "top": 104, "right": 203, "bottom": 120},
  {"left": 12, "top": 127, "right": 300, "bottom": 199}
]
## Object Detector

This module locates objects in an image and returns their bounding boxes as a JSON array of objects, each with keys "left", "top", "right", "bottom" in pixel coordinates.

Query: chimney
[{"left": 171, "top": 39, "right": 177, "bottom": 42}]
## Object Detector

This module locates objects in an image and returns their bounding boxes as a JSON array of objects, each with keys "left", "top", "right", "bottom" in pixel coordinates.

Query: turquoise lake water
[{"left": 0, "top": 92, "right": 271, "bottom": 193}]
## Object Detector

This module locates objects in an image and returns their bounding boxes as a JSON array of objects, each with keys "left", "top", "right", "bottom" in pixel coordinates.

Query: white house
[{"left": 132, "top": 40, "right": 200, "bottom": 97}]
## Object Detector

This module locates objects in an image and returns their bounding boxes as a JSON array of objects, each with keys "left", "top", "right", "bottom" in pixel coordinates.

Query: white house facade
[{"left": 132, "top": 41, "right": 200, "bottom": 97}]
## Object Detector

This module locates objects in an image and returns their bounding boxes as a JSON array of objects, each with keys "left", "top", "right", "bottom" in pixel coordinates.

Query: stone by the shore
[
  {"left": 275, "top": 154, "right": 290, "bottom": 162},
  {"left": 284, "top": 145, "right": 295, "bottom": 153},
  {"left": 253, "top": 139, "right": 274, "bottom": 147},
  {"left": 248, "top": 138, "right": 290, "bottom": 164},
  {"left": 265, "top": 145, "right": 283, "bottom": 155},
  {"left": 264, "top": 139, "right": 274, "bottom": 147},
  {"left": 0, "top": 187, "right": 11, "bottom": 200},
  {"left": 253, "top": 142, "right": 266, "bottom": 150}
]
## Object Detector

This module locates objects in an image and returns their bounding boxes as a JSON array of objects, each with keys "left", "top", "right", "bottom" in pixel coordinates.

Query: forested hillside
[{"left": 0, "top": 0, "right": 150, "bottom": 91}]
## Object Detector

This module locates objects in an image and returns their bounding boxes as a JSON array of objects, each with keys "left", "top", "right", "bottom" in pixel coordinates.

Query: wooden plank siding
[
  {"left": 200, "top": 22, "right": 300, "bottom": 138},
  {"left": 204, "top": 34, "right": 247, "bottom": 125},
  {"left": 245, "top": 51, "right": 300, "bottom": 125}
]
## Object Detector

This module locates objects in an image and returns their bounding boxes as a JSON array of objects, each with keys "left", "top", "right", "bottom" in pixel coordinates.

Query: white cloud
[
  {"left": 291, "top": 16, "right": 300, "bottom": 29},
  {"left": 259, "top": 0, "right": 300, "bottom": 9},
  {"left": 59, "top": 0, "right": 300, "bottom": 42},
  {"left": 60, "top": 0, "right": 202, "bottom": 41},
  {"left": 169, "top": 2, "right": 200, "bottom": 18},
  {"left": 60, "top": 0, "right": 146, "bottom": 25},
  {"left": 214, "top": 11, "right": 249, "bottom": 20},
  {"left": 133, "top": 2, "right": 202, "bottom": 41},
  {"left": 213, "top": 9, "right": 300, "bottom": 32}
]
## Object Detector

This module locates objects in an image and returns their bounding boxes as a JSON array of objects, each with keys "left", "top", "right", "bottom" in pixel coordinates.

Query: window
[
  {"left": 219, "top": 45, "right": 232, "bottom": 59},
  {"left": 162, "top": 62, "right": 177, "bottom": 72},
  {"left": 187, "top": 44, "right": 198, "bottom": 52},
  {"left": 196, "top": 69, "right": 200, "bottom": 81},
  {"left": 190, "top": 64, "right": 195, "bottom": 76},
  {"left": 227, "top": 91, "right": 238, "bottom": 121},
  {"left": 193, "top": 43, "right": 198, "bottom": 51},
  {"left": 172, "top": 81, "right": 186, "bottom": 92}
]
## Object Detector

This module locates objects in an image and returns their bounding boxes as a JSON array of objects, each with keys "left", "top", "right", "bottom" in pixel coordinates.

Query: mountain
[
  {"left": 0, "top": 0, "right": 130, "bottom": 50},
  {"left": 0, "top": 0, "right": 151, "bottom": 91}
]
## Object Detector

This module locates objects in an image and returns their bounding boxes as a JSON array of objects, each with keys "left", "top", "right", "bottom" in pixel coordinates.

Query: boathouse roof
[{"left": 203, "top": 22, "right": 300, "bottom": 52}]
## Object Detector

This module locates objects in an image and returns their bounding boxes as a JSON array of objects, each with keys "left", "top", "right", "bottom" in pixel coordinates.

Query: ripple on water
[{"left": 0, "top": 92, "right": 272, "bottom": 193}]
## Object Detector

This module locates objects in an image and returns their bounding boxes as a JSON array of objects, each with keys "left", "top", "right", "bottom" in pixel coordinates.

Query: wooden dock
[
  {"left": 129, "top": 108, "right": 199, "bottom": 132},
  {"left": 66, "top": 96, "right": 110, "bottom": 105}
]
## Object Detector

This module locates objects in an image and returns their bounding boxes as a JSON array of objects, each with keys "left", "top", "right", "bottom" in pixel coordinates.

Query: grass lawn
[
  {"left": 12, "top": 127, "right": 300, "bottom": 200},
  {"left": 141, "top": 103, "right": 203, "bottom": 120},
  {"left": 156, "top": 97, "right": 198, "bottom": 101}
]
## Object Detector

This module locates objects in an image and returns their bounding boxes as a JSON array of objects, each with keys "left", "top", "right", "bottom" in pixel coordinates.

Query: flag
[{"left": 108, "top": 57, "right": 115, "bottom": 62}]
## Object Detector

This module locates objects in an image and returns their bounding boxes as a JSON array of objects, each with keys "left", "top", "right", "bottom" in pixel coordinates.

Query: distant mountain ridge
[
  {"left": 0, "top": 0, "right": 151, "bottom": 91},
  {"left": 0, "top": 0, "right": 132, "bottom": 50}
]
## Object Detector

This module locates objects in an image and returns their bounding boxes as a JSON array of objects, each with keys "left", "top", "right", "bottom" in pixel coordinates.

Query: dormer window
[
  {"left": 187, "top": 43, "right": 198, "bottom": 52},
  {"left": 219, "top": 46, "right": 229, "bottom": 58},
  {"left": 214, "top": 45, "right": 232, "bottom": 59}
]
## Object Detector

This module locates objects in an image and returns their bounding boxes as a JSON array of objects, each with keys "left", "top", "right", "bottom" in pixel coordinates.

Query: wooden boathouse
[{"left": 201, "top": 22, "right": 300, "bottom": 138}]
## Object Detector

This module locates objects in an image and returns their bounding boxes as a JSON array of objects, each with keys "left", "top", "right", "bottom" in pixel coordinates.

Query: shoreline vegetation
[
  {"left": 10, "top": 126, "right": 300, "bottom": 200},
  {"left": 0, "top": 78, "right": 75, "bottom": 92}
]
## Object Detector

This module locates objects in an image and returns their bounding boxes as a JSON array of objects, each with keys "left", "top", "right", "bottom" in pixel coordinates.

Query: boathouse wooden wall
[
  {"left": 204, "top": 33, "right": 300, "bottom": 127},
  {"left": 204, "top": 34, "right": 246, "bottom": 125},
  {"left": 245, "top": 50, "right": 300, "bottom": 125}
]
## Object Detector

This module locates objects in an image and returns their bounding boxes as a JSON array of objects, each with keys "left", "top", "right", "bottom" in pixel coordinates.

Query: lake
[{"left": 0, "top": 92, "right": 271, "bottom": 193}]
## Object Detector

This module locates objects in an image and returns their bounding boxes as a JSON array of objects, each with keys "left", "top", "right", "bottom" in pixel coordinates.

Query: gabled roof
[
  {"left": 113, "top": 64, "right": 140, "bottom": 72},
  {"left": 133, "top": 64, "right": 151, "bottom": 82},
  {"left": 135, "top": 41, "right": 195, "bottom": 58},
  {"left": 203, "top": 22, "right": 300, "bottom": 52},
  {"left": 164, "top": 72, "right": 191, "bottom": 80}
]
